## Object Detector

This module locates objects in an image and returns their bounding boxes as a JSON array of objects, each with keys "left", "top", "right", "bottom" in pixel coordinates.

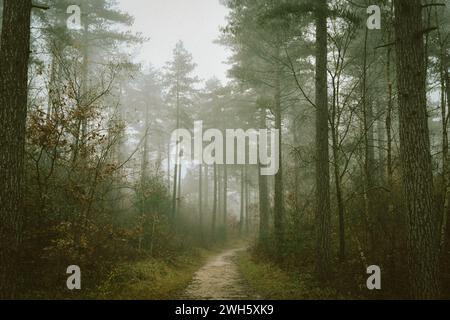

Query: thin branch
[
  {"left": 375, "top": 42, "right": 396, "bottom": 50},
  {"left": 32, "top": 3, "right": 50, "bottom": 10}
]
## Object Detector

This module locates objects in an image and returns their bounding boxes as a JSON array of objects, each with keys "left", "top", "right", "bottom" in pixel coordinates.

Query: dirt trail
[{"left": 180, "top": 246, "right": 257, "bottom": 300}]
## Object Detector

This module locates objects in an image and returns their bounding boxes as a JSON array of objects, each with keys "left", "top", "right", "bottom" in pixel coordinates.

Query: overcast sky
[{"left": 117, "top": 0, "right": 231, "bottom": 84}]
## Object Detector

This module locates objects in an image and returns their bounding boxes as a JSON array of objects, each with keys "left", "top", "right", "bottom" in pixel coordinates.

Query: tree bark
[
  {"left": 199, "top": 163, "right": 203, "bottom": 242},
  {"left": 223, "top": 163, "right": 228, "bottom": 234},
  {"left": 258, "top": 108, "right": 270, "bottom": 248},
  {"left": 141, "top": 105, "right": 150, "bottom": 184},
  {"left": 177, "top": 161, "right": 182, "bottom": 215},
  {"left": 315, "top": 0, "right": 331, "bottom": 280},
  {"left": 245, "top": 166, "right": 249, "bottom": 234},
  {"left": 167, "top": 140, "right": 171, "bottom": 191},
  {"left": 361, "top": 26, "right": 376, "bottom": 258},
  {"left": 171, "top": 160, "right": 178, "bottom": 223},
  {"left": 331, "top": 99, "right": 345, "bottom": 261},
  {"left": 274, "top": 51, "right": 284, "bottom": 257},
  {"left": 394, "top": 0, "right": 440, "bottom": 299},
  {"left": 0, "top": 0, "right": 32, "bottom": 299},
  {"left": 218, "top": 165, "right": 223, "bottom": 221},
  {"left": 240, "top": 165, "right": 245, "bottom": 235},
  {"left": 211, "top": 162, "right": 218, "bottom": 240},
  {"left": 204, "top": 165, "right": 209, "bottom": 210}
]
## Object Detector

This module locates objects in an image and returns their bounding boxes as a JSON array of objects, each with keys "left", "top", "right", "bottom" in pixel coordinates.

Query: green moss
[{"left": 237, "top": 251, "right": 342, "bottom": 300}]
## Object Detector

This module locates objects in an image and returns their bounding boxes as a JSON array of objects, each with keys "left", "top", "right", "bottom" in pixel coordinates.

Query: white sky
[{"left": 117, "top": 0, "right": 231, "bottom": 84}]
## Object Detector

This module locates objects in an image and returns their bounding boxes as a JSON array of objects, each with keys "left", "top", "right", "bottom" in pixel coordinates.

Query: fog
[{"left": 117, "top": 0, "right": 231, "bottom": 83}]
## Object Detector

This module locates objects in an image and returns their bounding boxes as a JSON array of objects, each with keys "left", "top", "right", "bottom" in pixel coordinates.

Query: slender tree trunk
[
  {"left": 205, "top": 165, "right": 209, "bottom": 210},
  {"left": 172, "top": 84, "right": 181, "bottom": 223},
  {"left": 141, "top": 105, "right": 150, "bottom": 184},
  {"left": 258, "top": 108, "right": 270, "bottom": 248},
  {"left": 177, "top": 161, "right": 182, "bottom": 215},
  {"left": 394, "top": 0, "right": 440, "bottom": 299},
  {"left": 274, "top": 51, "right": 284, "bottom": 257},
  {"left": 293, "top": 126, "right": 300, "bottom": 212},
  {"left": 377, "top": 102, "right": 386, "bottom": 186},
  {"left": 384, "top": 1, "right": 398, "bottom": 288},
  {"left": 331, "top": 109, "right": 345, "bottom": 261},
  {"left": 386, "top": 46, "right": 394, "bottom": 214},
  {"left": 445, "top": 68, "right": 450, "bottom": 250},
  {"left": 199, "top": 163, "right": 203, "bottom": 242},
  {"left": 211, "top": 162, "right": 218, "bottom": 240},
  {"left": 245, "top": 166, "right": 249, "bottom": 234},
  {"left": 331, "top": 56, "right": 345, "bottom": 261},
  {"left": 167, "top": 140, "right": 171, "bottom": 191},
  {"left": 171, "top": 161, "right": 178, "bottom": 223},
  {"left": 223, "top": 164, "right": 228, "bottom": 234},
  {"left": 240, "top": 165, "right": 245, "bottom": 235},
  {"left": 218, "top": 165, "right": 223, "bottom": 221},
  {"left": 361, "top": 25, "right": 377, "bottom": 258},
  {"left": 315, "top": 0, "right": 331, "bottom": 280},
  {"left": 47, "top": 53, "right": 58, "bottom": 118},
  {"left": 440, "top": 59, "right": 449, "bottom": 250},
  {"left": 0, "top": 0, "right": 32, "bottom": 299}
]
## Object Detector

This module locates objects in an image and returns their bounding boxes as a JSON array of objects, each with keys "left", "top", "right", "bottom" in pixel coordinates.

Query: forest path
[{"left": 180, "top": 246, "right": 257, "bottom": 300}]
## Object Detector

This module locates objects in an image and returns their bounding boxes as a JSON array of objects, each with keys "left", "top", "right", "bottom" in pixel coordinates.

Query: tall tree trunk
[
  {"left": 386, "top": 46, "right": 394, "bottom": 204},
  {"left": 441, "top": 37, "right": 450, "bottom": 283},
  {"left": 205, "top": 165, "right": 209, "bottom": 210},
  {"left": 440, "top": 57, "right": 449, "bottom": 250},
  {"left": 331, "top": 51, "right": 345, "bottom": 262},
  {"left": 258, "top": 108, "right": 270, "bottom": 248},
  {"left": 172, "top": 84, "right": 181, "bottom": 223},
  {"left": 361, "top": 26, "right": 376, "bottom": 258},
  {"left": 386, "top": 41, "right": 398, "bottom": 288},
  {"left": 331, "top": 97, "right": 345, "bottom": 261},
  {"left": 394, "top": 0, "right": 440, "bottom": 299},
  {"left": 171, "top": 161, "right": 178, "bottom": 223},
  {"left": 274, "top": 52, "right": 284, "bottom": 257},
  {"left": 211, "top": 162, "right": 218, "bottom": 240},
  {"left": 218, "top": 165, "right": 223, "bottom": 222},
  {"left": 0, "top": 0, "right": 32, "bottom": 299},
  {"left": 245, "top": 166, "right": 249, "bottom": 234},
  {"left": 444, "top": 67, "right": 450, "bottom": 260},
  {"left": 199, "top": 163, "right": 203, "bottom": 242},
  {"left": 141, "top": 105, "right": 150, "bottom": 184},
  {"left": 167, "top": 140, "right": 171, "bottom": 191},
  {"left": 223, "top": 163, "right": 228, "bottom": 234},
  {"left": 436, "top": 10, "right": 450, "bottom": 261},
  {"left": 177, "top": 161, "right": 182, "bottom": 215},
  {"left": 315, "top": 0, "right": 331, "bottom": 280},
  {"left": 240, "top": 165, "right": 245, "bottom": 235},
  {"left": 377, "top": 101, "right": 386, "bottom": 186},
  {"left": 81, "top": 11, "right": 89, "bottom": 145},
  {"left": 47, "top": 53, "right": 59, "bottom": 118}
]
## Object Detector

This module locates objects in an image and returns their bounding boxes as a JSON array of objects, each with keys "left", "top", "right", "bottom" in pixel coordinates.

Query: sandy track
[{"left": 180, "top": 247, "right": 256, "bottom": 300}]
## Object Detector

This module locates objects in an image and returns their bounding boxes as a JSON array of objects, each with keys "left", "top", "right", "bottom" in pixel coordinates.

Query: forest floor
[
  {"left": 179, "top": 245, "right": 259, "bottom": 300},
  {"left": 90, "top": 241, "right": 343, "bottom": 300},
  {"left": 236, "top": 251, "right": 343, "bottom": 300},
  {"left": 90, "top": 247, "right": 219, "bottom": 300}
]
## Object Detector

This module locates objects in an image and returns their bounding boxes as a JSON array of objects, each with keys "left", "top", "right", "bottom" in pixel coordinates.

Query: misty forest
[{"left": 1, "top": 0, "right": 450, "bottom": 300}]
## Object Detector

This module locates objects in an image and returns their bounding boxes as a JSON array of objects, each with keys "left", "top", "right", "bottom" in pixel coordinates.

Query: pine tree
[
  {"left": 394, "top": 0, "right": 440, "bottom": 299},
  {"left": 0, "top": 0, "right": 32, "bottom": 299},
  {"left": 164, "top": 41, "right": 198, "bottom": 222}
]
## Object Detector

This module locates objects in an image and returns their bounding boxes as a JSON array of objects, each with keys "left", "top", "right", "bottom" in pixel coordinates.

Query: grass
[
  {"left": 237, "top": 250, "right": 343, "bottom": 300},
  {"left": 88, "top": 247, "right": 215, "bottom": 300}
]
